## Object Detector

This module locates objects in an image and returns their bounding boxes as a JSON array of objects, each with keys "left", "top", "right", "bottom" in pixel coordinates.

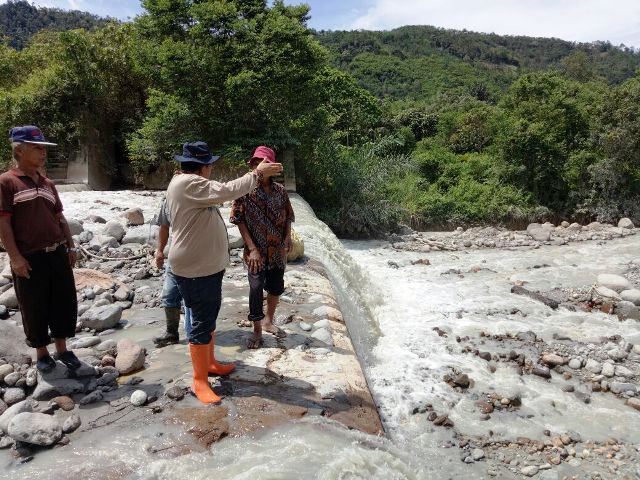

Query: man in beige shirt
[{"left": 166, "top": 142, "right": 282, "bottom": 404}]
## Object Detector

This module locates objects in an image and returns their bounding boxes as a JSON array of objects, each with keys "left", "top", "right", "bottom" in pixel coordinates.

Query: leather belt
[{"left": 43, "top": 241, "right": 66, "bottom": 253}]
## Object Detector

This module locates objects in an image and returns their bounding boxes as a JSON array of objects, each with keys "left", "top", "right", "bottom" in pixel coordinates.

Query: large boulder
[
  {"left": 287, "top": 228, "right": 304, "bottom": 262},
  {"left": 0, "top": 287, "right": 19, "bottom": 309},
  {"left": 8, "top": 412, "right": 62, "bottom": 446},
  {"left": 121, "top": 208, "right": 144, "bottom": 226},
  {"left": 526, "top": 223, "right": 552, "bottom": 242},
  {"left": 80, "top": 305, "right": 123, "bottom": 331},
  {"left": 115, "top": 339, "right": 145, "bottom": 375},
  {"left": 597, "top": 274, "right": 632, "bottom": 293},
  {"left": 103, "top": 221, "right": 126, "bottom": 242},
  {"left": 618, "top": 218, "right": 634, "bottom": 229}
]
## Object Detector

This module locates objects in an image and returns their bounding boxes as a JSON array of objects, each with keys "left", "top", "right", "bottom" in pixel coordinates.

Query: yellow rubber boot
[
  {"left": 189, "top": 343, "right": 222, "bottom": 404},
  {"left": 208, "top": 332, "right": 235, "bottom": 376}
]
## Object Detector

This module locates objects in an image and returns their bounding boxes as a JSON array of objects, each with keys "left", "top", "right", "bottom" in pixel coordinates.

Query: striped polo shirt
[{"left": 0, "top": 168, "right": 65, "bottom": 256}]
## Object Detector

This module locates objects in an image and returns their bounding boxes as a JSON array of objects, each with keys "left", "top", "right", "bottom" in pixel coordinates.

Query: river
[{"left": 6, "top": 191, "right": 640, "bottom": 479}]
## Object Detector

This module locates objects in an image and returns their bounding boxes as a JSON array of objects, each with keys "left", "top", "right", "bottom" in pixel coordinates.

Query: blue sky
[{"left": 3, "top": 0, "right": 639, "bottom": 47}]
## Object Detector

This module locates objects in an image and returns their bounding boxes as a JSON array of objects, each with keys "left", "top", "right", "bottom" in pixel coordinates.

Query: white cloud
[{"left": 349, "top": 0, "right": 640, "bottom": 47}]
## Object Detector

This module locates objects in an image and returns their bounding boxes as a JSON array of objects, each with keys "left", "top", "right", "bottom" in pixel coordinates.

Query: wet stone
[{"left": 532, "top": 365, "right": 551, "bottom": 379}]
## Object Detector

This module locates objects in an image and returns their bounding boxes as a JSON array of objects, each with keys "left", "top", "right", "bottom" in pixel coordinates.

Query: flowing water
[{"left": 6, "top": 192, "right": 640, "bottom": 479}]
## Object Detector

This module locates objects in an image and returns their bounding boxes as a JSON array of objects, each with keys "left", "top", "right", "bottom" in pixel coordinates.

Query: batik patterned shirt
[{"left": 230, "top": 180, "right": 295, "bottom": 270}]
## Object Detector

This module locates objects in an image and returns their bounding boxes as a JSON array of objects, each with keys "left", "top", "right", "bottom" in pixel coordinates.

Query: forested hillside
[
  {"left": 1, "top": 2, "right": 640, "bottom": 237},
  {"left": 0, "top": 0, "right": 108, "bottom": 49},
  {"left": 318, "top": 26, "right": 640, "bottom": 101}
]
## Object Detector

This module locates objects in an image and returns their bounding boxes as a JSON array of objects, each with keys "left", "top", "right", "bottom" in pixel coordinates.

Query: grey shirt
[{"left": 155, "top": 199, "right": 171, "bottom": 227}]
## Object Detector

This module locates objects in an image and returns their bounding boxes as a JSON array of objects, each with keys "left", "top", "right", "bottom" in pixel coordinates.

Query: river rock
[
  {"left": 51, "top": 396, "right": 75, "bottom": 412},
  {"left": 0, "top": 400, "right": 33, "bottom": 434},
  {"left": 620, "top": 289, "right": 640, "bottom": 306},
  {"left": 130, "top": 390, "right": 147, "bottom": 407},
  {"left": 227, "top": 226, "right": 244, "bottom": 249},
  {"left": 77, "top": 230, "right": 93, "bottom": 244},
  {"left": 610, "top": 382, "right": 637, "bottom": 394},
  {"left": 3, "top": 371, "right": 21, "bottom": 386},
  {"left": 0, "top": 364, "right": 13, "bottom": 382},
  {"left": 312, "top": 306, "right": 343, "bottom": 322},
  {"left": 299, "top": 322, "right": 312, "bottom": 332},
  {"left": 627, "top": 398, "right": 640, "bottom": 411},
  {"left": 95, "top": 339, "right": 118, "bottom": 357},
  {"left": 0, "top": 400, "right": 6, "bottom": 416},
  {"left": 615, "top": 301, "right": 640, "bottom": 321},
  {"left": 471, "top": 448, "right": 485, "bottom": 461},
  {"left": 8, "top": 412, "right": 62, "bottom": 446},
  {"left": 615, "top": 365, "right": 633, "bottom": 377},
  {"left": 73, "top": 336, "right": 101, "bottom": 349},
  {"left": 310, "top": 328, "right": 334, "bottom": 348},
  {"left": 532, "top": 365, "right": 551, "bottom": 379},
  {"left": 122, "top": 208, "right": 144, "bottom": 226},
  {"left": 597, "top": 274, "right": 631, "bottom": 293},
  {"left": 80, "top": 305, "right": 123, "bottom": 331},
  {"left": 601, "top": 362, "right": 615, "bottom": 377},
  {"left": 585, "top": 359, "right": 602, "bottom": 374},
  {"left": 312, "top": 319, "right": 331, "bottom": 330},
  {"left": 595, "top": 286, "right": 621, "bottom": 301},
  {"left": 608, "top": 348, "right": 628, "bottom": 361},
  {"left": 90, "top": 235, "right": 119, "bottom": 249},
  {"left": 541, "top": 354, "right": 566, "bottom": 366},
  {"left": 122, "top": 225, "right": 160, "bottom": 245},
  {"left": 3, "top": 388, "right": 26, "bottom": 405},
  {"left": 521, "top": 466, "right": 539, "bottom": 477},
  {"left": 79, "top": 390, "right": 103, "bottom": 405},
  {"left": 166, "top": 386, "right": 185, "bottom": 401},
  {"left": 526, "top": 223, "right": 552, "bottom": 242},
  {"left": 32, "top": 378, "right": 85, "bottom": 401},
  {"left": 62, "top": 414, "right": 81, "bottom": 434},
  {"left": 453, "top": 373, "right": 470, "bottom": 388},
  {"left": 103, "top": 221, "right": 126, "bottom": 242},
  {"left": 0, "top": 287, "right": 18, "bottom": 309},
  {"left": 67, "top": 219, "right": 84, "bottom": 236},
  {"left": 113, "top": 286, "right": 131, "bottom": 302},
  {"left": 516, "top": 331, "right": 537, "bottom": 343},
  {"left": 618, "top": 218, "right": 634, "bottom": 229},
  {"left": 115, "top": 339, "right": 145, "bottom": 374},
  {"left": 568, "top": 358, "right": 582, "bottom": 369}
]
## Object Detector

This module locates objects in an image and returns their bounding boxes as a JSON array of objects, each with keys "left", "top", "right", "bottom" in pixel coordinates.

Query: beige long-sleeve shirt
[{"left": 166, "top": 171, "right": 258, "bottom": 278}]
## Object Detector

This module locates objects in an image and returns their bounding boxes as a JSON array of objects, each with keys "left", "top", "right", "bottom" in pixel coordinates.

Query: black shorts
[{"left": 12, "top": 245, "right": 77, "bottom": 348}]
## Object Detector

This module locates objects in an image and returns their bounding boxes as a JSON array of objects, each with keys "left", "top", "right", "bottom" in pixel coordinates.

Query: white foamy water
[{"left": 339, "top": 234, "right": 640, "bottom": 444}]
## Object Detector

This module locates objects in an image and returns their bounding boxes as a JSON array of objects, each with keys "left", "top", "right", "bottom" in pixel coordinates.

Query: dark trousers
[
  {"left": 248, "top": 267, "right": 285, "bottom": 321},
  {"left": 174, "top": 270, "right": 224, "bottom": 345},
  {"left": 13, "top": 245, "right": 77, "bottom": 348}
]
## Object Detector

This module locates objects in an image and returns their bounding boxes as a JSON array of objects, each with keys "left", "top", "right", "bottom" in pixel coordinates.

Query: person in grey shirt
[{"left": 153, "top": 198, "right": 190, "bottom": 346}]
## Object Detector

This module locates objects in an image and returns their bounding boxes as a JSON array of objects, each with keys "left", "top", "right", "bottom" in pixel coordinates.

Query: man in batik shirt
[{"left": 230, "top": 146, "right": 295, "bottom": 349}]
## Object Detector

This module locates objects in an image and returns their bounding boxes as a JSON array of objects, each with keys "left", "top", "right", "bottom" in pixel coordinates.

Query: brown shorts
[{"left": 12, "top": 245, "right": 77, "bottom": 348}]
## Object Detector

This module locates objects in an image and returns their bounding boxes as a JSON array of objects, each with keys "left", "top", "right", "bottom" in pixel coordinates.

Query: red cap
[{"left": 249, "top": 146, "right": 275, "bottom": 164}]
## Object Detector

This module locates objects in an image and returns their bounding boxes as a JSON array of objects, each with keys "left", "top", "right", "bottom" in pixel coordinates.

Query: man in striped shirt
[{"left": 0, "top": 126, "right": 80, "bottom": 373}]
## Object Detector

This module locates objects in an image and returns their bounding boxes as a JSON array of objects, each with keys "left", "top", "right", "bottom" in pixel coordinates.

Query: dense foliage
[{"left": 1, "top": 3, "right": 640, "bottom": 237}]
